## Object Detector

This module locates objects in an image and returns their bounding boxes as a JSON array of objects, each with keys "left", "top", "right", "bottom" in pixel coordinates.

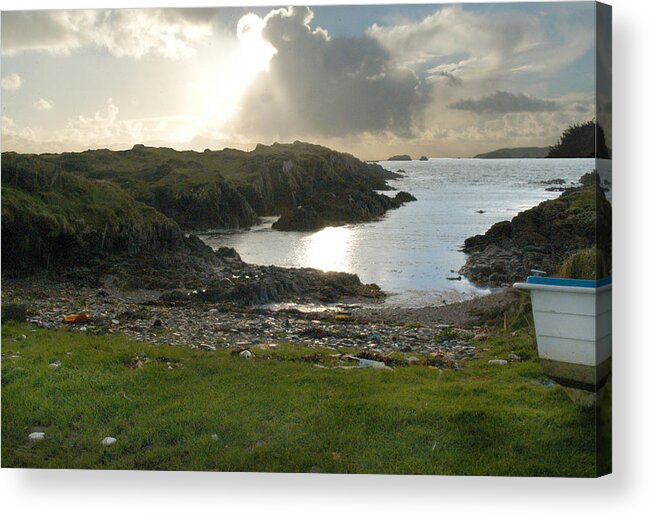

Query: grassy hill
[
  {"left": 23, "top": 141, "right": 407, "bottom": 231},
  {"left": 1, "top": 153, "right": 188, "bottom": 271}
]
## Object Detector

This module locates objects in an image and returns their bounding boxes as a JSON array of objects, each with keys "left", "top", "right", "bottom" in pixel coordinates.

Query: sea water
[{"left": 198, "top": 158, "right": 596, "bottom": 307}]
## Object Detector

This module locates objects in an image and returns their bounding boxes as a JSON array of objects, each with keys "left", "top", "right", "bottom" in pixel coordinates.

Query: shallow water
[{"left": 198, "top": 158, "right": 595, "bottom": 308}]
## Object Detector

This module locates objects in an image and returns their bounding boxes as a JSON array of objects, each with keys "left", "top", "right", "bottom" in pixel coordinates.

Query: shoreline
[{"left": 2, "top": 276, "right": 513, "bottom": 364}]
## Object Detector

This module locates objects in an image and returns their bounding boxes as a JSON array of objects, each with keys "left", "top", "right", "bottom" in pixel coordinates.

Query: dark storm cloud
[
  {"left": 235, "top": 6, "right": 428, "bottom": 139},
  {"left": 449, "top": 91, "right": 560, "bottom": 114}
]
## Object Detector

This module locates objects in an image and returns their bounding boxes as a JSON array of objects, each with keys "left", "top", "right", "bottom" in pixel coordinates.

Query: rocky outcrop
[
  {"left": 187, "top": 254, "right": 383, "bottom": 305},
  {"left": 271, "top": 190, "right": 416, "bottom": 231},
  {"left": 1, "top": 154, "right": 190, "bottom": 272},
  {"left": 143, "top": 175, "right": 259, "bottom": 231},
  {"left": 25, "top": 141, "right": 411, "bottom": 233},
  {"left": 388, "top": 154, "right": 412, "bottom": 161},
  {"left": 460, "top": 182, "right": 611, "bottom": 287}
]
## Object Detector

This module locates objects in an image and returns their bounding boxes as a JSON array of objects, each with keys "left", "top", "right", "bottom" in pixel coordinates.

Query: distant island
[
  {"left": 387, "top": 154, "right": 412, "bottom": 161},
  {"left": 474, "top": 146, "right": 551, "bottom": 159}
]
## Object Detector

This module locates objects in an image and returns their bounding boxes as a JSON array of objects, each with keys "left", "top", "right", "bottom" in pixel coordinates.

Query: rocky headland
[
  {"left": 460, "top": 172, "right": 612, "bottom": 287},
  {"left": 6, "top": 141, "right": 413, "bottom": 234},
  {"left": 1, "top": 150, "right": 386, "bottom": 306}
]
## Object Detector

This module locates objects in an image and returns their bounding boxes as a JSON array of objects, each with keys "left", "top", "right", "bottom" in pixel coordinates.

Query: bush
[{"left": 556, "top": 247, "right": 608, "bottom": 280}]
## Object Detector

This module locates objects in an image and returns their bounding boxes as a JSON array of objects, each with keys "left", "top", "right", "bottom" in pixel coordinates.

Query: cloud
[
  {"left": 2, "top": 98, "right": 201, "bottom": 153},
  {"left": 234, "top": 6, "right": 428, "bottom": 140},
  {"left": 1, "top": 9, "right": 215, "bottom": 59},
  {"left": 368, "top": 5, "right": 593, "bottom": 84},
  {"left": 1, "top": 73, "right": 23, "bottom": 90},
  {"left": 33, "top": 98, "right": 54, "bottom": 111},
  {"left": 449, "top": 91, "right": 560, "bottom": 114}
]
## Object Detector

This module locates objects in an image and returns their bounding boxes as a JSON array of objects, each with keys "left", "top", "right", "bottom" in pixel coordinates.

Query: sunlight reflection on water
[
  {"left": 198, "top": 158, "right": 596, "bottom": 307},
  {"left": 301, "top": 226, "right": 353, "bottom": 273}
]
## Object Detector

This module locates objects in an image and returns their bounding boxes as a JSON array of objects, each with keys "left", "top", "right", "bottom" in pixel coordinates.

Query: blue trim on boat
[{"left": 525, "top": 276, "right": 612, "bottom": 288}]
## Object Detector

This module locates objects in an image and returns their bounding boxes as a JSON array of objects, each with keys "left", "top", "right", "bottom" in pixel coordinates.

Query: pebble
[
  {"left": 4, "top": 282, "right": 478, "bottom": 370},
  {"left": 488, "top": 359, "right": 508, "bottom": 365},
  {"left": 29, "top": 432, "right": 45, "bottom": 441},
  {"left": 101, "top": 436, "right": 117, "bottom": 446},
  {"left": 49, "top": 361, "right": 61, "bottom": 368}
]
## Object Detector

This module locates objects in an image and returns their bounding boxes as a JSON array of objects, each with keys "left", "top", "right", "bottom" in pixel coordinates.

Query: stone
[
  {"left": 508, "top": 353, "right": 522, "bottom": 362},
  {"left": 49, "top": 361, "right": 61, "bottom": 368},
  {"left": 102, "top": 436, "right": 117, "bottom": 446},
  {"left": 29, "top": 432, "right": 45, "bottom": 441},
  {"left": 239, "top": 350, "right": 252, "bottom": 359},
  {"left": 488, "top": 359, "right": 508, "bottom": 365},
  {"left": 406, "top": 356, "right": 420, "bottom": 365},
  {"left": 358, "top": 358, "right": 389, "bottom": 369}
]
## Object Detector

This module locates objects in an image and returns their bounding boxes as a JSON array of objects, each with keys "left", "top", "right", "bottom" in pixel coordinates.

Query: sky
[{"left": 1, "top": 2, "right": 598, "bottom": 159}]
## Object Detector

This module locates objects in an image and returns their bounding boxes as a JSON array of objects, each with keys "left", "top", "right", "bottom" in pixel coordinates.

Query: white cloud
[
  {"left": 2, "top": 115, "right": 16, "bottom": 129},
  {"left": 1, "top": 9, "right": 215, "bottom": 59},
  {"left": 2, "top": 98, "right": 201, "bottom": 153},
  {"left": 367, "top": 5, "right": 593, "bottom": 84},
  {"left": 1, "top": 73, "right": 23, "bottom": 90},
  {"left": 34, "top": 98, "right": 54, "bottom": 111}
]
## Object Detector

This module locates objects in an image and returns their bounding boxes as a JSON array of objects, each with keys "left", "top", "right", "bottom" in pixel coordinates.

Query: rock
[
  {"left": 29, "top": 431, "right": 45, "bottom": 441},
  {"left": 214, "top": 247, "right": 242, "bottom": 264},
  {"left": 1, "top": 302, "right": 28, "bottom": 323},
  {"left": 508, "top": 353, "right": 522, "bottom": 362},
  {"left": 419, "top": 156, "right": 428, "bottom": 161},
  {"left": 358, "top": 358, "right": 390, "bottom": 369},
  {"left": 159, "top": 290, "right": 190, "bottom": 303},
  {"left": 393, "top": 191, "right": 417, "bottom": 204},
  {"left": 488, "top": 359, "right": 508, "bottom": 365},
  {"left": 406, "top": 356, "right": 420, "bottom": 365},
  {"left": 101, "top": 436, "right": 117, "bottom": 446},
  {"left": 152, "top": 318, "right": 164, "bottom": 327},
  {"left": 387, "top": 155, "right": 412, "bottom": 161},
  {"left": 239, "top": 350, "right": 252, "bottom": 359},
  {"left": 211, "top": 434, "right": 220, "bottom": 441},
  {"left": 461, "top": 185, "right": 611, "bottom": 287},
  {"left": 49, "top": 361, "right": 61, "bottom": 368}
]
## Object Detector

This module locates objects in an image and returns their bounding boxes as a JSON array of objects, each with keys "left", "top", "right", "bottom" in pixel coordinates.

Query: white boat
[{"left": 513, "top": 276, "right": 612, "bottom": 403}]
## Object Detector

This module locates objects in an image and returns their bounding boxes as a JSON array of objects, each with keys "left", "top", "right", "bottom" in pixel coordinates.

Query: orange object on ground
[{"left": 63, "top": 313, "right": 90, "bottom": 324}]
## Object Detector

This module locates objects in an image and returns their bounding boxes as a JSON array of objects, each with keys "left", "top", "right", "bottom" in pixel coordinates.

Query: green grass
[{"left": 1, "top": 322, "right": 601, "bottom": 475}]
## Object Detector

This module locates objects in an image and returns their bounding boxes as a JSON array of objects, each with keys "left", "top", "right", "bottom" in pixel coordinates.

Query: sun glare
[
  {"left": 302, "top": 226, "right": 354, "bottom": 273},
  {"left": 193, "top": 13, "right": 276, "bottom": 138}
]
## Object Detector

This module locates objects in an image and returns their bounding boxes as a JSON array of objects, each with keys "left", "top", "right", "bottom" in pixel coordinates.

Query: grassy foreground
[{"left": 1, "top": 322, "right": 601, "bottom": 476}]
